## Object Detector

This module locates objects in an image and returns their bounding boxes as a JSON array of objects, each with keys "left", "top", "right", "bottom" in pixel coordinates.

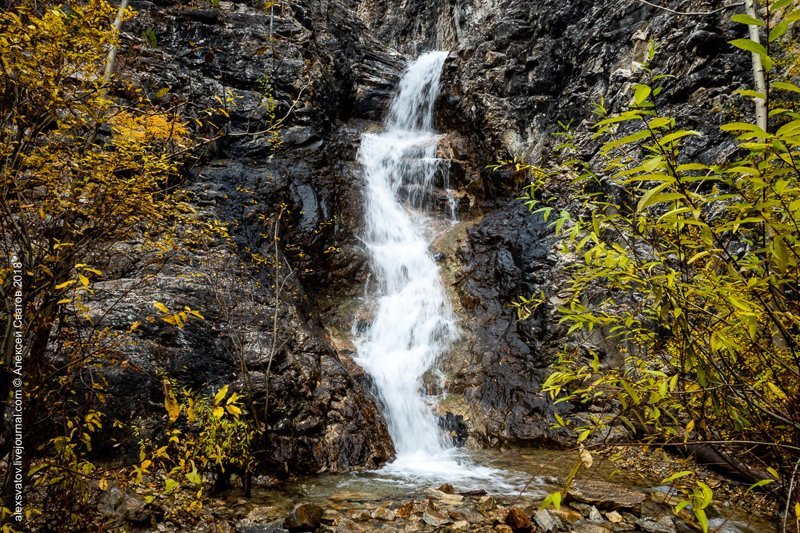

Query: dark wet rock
[
  {"left": 445, "top": 203, "right": 570, "bottom": 447},
  {"left": 568, "top": 480, "right": 647, "bottom": 511},
  {"left": 636, "top": 516, "right": 678, "bottom": 533},
  {"left": 437, "top": 483, "right": 456, "bottom": 494},
  {"left": 238, "top": 521, "right": 290, "bottom": 533},
  {"left": 79, "top": 0, "right": 405, "bottom": 480},
  {"left": 439, "top": 411, "right": 470, "bottom": 447},
  {"left": 572, "top": 522, "right": 614, "bottom": 533},
  {"left": 97, "top": 486, "right": 160, "bottom": 525},
  {"left": 284, "top": 503, "right": 324, "bottom": 531},
  {"left": 533, "top": 509, "right": 563, "bottom": 532},
  {"left": 505, "top": 506, "right": 534, "bottom": 532}
]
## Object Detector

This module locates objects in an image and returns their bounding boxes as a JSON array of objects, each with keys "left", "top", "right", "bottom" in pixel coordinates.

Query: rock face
[
  {"left": 87, "top": 0, "right": 407, "bottom": 476},
  {"left": 92, "top": 0, "right": 758, "bottom": 476},
  {"left": 355, "top": 0, "right": 751, "bottom": 446}
]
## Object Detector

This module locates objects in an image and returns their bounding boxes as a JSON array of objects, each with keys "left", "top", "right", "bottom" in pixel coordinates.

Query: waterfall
[
  {"left": 352, "top": 50, "right": 525, "bottom": 489},
  {"left": 353, "top": 51, "right": 499, "bottom": 485},
  {"left": 354, "top": 51, "right": 456, "bottom": 464}
]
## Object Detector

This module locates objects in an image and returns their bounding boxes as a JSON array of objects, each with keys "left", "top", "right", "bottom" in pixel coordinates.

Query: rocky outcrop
[
  {"left": 85, "top": 0, "right": 411, "bottom": 476},
  {"left": 356, "top": 0, "right": 751, "bottom": 446}
]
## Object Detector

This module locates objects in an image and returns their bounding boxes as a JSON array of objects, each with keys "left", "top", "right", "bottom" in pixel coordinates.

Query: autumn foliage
[
  {"left": 0, "top": 0, "right": 215, "bottom": 527},
  {"left": 515, "top": 2, "right": 800, "bottom": 529}
]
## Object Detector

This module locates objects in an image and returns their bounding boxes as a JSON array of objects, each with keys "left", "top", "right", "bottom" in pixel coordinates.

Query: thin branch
[
  {"left": 634, "top": 0, "right": 744, "bottom": 16},
  {"left": 102, "top": 0, "right": 130, "bottom": 88}
]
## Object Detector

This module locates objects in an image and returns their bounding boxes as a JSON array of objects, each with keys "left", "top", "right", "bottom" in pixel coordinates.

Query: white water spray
[{"left": 354, "top": 52, "right": 513, "bottom": 485}]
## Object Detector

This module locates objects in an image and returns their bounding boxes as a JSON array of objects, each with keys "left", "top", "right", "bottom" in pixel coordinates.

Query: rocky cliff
[
  {"left": 355, "top": 0, "right": 751, "bottom": 447},
  {"left": 96, "top": 0, "right": 757, "bottom": 478},
  {"left": 94, "top": 0, "right": 412, "bottom": 477}
]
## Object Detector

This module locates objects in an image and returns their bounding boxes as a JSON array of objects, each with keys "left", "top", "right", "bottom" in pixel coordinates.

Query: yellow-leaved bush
[
  {"left": 514, "top": 2, "right": 800, "bottom": 530},
  {"left": 0, "top": 0, "right": 224, "bottom": 529}
]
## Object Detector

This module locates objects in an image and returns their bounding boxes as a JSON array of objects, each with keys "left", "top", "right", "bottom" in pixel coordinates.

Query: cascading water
[{"left": 354, "top": 52, "right": 515, "bottom": 486}]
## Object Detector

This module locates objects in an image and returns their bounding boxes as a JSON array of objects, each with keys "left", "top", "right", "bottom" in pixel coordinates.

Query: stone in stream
[
  {"left": 588, "top": 506, "right": 604, "bottom": 522},
  {"left": 371, "top": 507, "right": 396, "bottom": 521},
  {"left": 334, "top": 518, "right": 364, "bottom": 533},
  {"left": 422, "top": 507, "right": 451, "bottom": 527},
  {"left": 395, "top": 501, "right": 416, "bottom": 519},
  {"left": 504, "top": 507, "right": 534, "bottom": 532},
  {"left": 571, "top": 521, "right": 614, "bottom": 533},
  {"left": 636, "top": 516, "right": 678, "bottom": 533},
  {"left": 533, "top": 509, "right": 564, "bottom": 532},
  {"left": 551, "top": 507, "right": 583, "bottom": 524},
  {"left": 437, "top": 483, "right": 456, "bottom": 494},
  {"left": 283, "top": 503, "right": 324, "bottom": 532},
  {"left": 568, "top": 480, "right": 647, "bottom": 511},
  {"left": 476, "top": 495, "right": 497, "bottom": 512},
  {"left": 449, "top": 508, "right": 484, "bottom": 523},
  {"left": 428, "top": 488, "right": 465, "bottom": 505}
]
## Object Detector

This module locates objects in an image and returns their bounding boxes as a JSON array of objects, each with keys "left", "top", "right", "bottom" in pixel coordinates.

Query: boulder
[
  {"left": 505, "top": 507, "right": 533, "bottom": 532},
  {"left": 284, "top": 504, "right": 324, "bottom": 532},
  {"left": 568, "top": 480, "right": 647, "bottom": 511}
]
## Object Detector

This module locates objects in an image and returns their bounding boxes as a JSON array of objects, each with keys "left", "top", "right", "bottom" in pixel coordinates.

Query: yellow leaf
[
  {"left": 55, "top": 280, "right": 76, "bottom": 290},
  {"left": 153, "top": 302, "right": 169, "bottom": 314},
  {"left": 98, "top": 478, "right": 108, "bottom": 490},
  {"left": 214, "top": 385, "right": 229, "bottom": 406},
  {"left": 57, "top": 299, "right": 71, "bottom": 305},
  {"left": 225, "top": 404, "right": 242, "bottom": 417},
  {"left": 163, "top": 380, "right": 180, "bottom": 422},
  {"left": 212, "top": 406, "right": 224, "bottom": 419},
  {"left": 79, "top": 274, "right": 90, "bottom": 287},
  {"left": 129, "top": 321, "right": 141, "bottom": 332},
  {"left": 767, "top": 382, "right": 788, "bottom": 400}
]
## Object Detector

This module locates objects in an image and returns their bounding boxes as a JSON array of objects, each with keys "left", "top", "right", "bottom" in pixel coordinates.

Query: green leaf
[
  {"left": 695, "top": 508, "right": 709, "bottom": 533},
  {"left": 634, "top": 84, "right": 652, "bottom": 106},
  {"left": 735, "top": 89, "right": 768, "bottom": 99},
  {"left": 662, "top": 470, "right": 693, "bottom": 484},
  {"left": 165, "top": 478, "right": 180, "bottom": 494},
  {"left": 697, "top": 481, "right": 713, "bottom": 509},
  {"left": 769, "top": 20, "right": 790, "bottom": 42},
  {"left": 648, "top": 117, "right": 673, "bottom": 130},
  {"left": 772, "top": 81, "right": 800, "bottom": 94},
  {"left": 729, "top": 39, "right": 774, "bottom": 70},
  {"left": 731, "top": 13, "right": 765, "bottom": 26},
  {"left": 720, "top": 121, "right": 767, "bottom": 133},
  {"left": 186, "top": 470, "right": 202, "bottom": 485},
  {"left": 658, "top": 130, "right": 701, "bottom": 146},
  {"left": 729, "top": 38, "right": 769, "bottom": 56}
]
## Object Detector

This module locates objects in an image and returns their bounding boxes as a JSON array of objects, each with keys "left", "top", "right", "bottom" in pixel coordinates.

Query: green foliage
[
  {"left": 515, "top": 3, "right": 800, "bottom": 528},
  {"left": 141, "top": 27, "right": 158, "bottom": 48}
]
